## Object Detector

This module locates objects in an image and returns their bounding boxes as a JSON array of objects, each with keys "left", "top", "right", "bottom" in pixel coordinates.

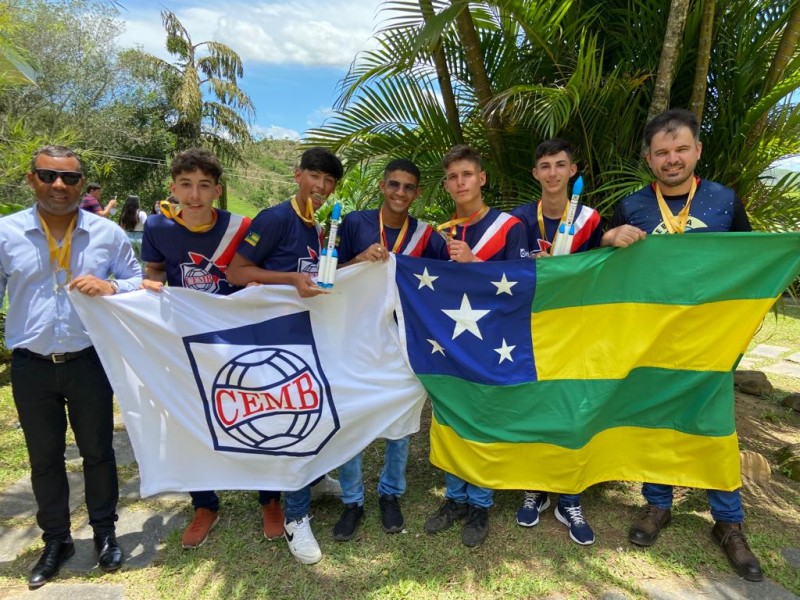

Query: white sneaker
[
  {"left": 284, "top": 515, "right": 322, "bottom": 565},
  {"left": 310, "top": 473, "right": 342, "bottom": 499}
]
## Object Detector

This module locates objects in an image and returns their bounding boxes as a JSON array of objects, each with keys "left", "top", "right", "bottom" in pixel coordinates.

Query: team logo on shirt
[
  {"left": 184, "top": 312, "right": 339, "bottom": 456},
  {"left": 180, "top": 252, "right": 227, "bottom": 294},
  {"left": 652, "top": 216, "right": 708, "bottom": 235},
  {"left": 534, "top": 239, "right": 552, "bottom": 254},
  {"left": 298, "top": 246, "right": 319, "bottom": 277}
]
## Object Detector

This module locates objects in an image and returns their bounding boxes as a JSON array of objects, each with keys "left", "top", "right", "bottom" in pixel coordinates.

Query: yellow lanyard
[
  {"left": 436, "top": 205, "right": 489, "bottom": 240},
  {"left": 39, "top": 211, "right": 77, "bottom": 283},
  {"left": 536, "top": 200, "right": 570, "bottom": 253},
  {"left": 159, "top": 201, "right": 217, "bottom": 233},
  {"left": 654, "top": 177, "right": 698, "bottom": 234},
  {"left": 291, "top": 195, "right": 316, "bottom": 226},
  {"left": 379, "top": 209, "right": 409, "bottom": 253}
]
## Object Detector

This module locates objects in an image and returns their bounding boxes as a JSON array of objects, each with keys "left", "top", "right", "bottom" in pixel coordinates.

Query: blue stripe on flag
[{"left": 395, "top": 255, "right": 537, "bottom": 385}]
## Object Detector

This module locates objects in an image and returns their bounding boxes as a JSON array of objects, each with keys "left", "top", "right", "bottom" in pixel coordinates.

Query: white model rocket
[
  {"left": 317, "top": 202, "right": 342, "bottom": 289},
  {"left": 551, "top": 175, "right": 583, "bottom": 257}
]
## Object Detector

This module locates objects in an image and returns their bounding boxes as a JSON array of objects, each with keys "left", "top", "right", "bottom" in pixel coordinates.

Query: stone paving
[
  {"left": 0, "top": 428, "right": 187, "bottom": 599},
  {"left": 747, "top": 343, "right": 800, "bottom": 378},
  {"left": 0, "top": 342, "right": 799, "bottom": 599}
]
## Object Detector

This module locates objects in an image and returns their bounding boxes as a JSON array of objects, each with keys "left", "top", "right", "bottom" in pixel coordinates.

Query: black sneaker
[
  {"left": 425, "top": 499, "right": 469, "bottom": 534},
  {"left": 379, "top": 495, "right": 404, "bottom": 533},
  {"left": 461, "top": 505, "right": 489, "bottom": 547},
  {"left": 332, "top": 503, "right": 364, "bottom": 541}
]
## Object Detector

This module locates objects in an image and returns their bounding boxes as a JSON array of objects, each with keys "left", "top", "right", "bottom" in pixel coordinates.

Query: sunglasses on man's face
[
  {"left": 34, "top": 169, "right": 83, "bottom": 186},
  {"left": 385, "top": 180, "right": 418, "bottom": 194}
]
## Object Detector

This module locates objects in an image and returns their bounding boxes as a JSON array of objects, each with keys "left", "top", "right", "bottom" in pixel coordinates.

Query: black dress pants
[{"left": 11, "top": 347, "right": 118, "bottom": 542}]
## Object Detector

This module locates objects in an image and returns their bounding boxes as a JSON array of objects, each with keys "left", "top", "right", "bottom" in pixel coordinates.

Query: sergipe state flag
[{"left": 394, "top": 233, "right": 800, "bottom": 494}]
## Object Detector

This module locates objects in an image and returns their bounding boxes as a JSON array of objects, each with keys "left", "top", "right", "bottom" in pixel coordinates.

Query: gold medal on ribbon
[
  {"left": 379, "top": 209, "right": 409, "bottom": 253},
  {"left": 654, "top": 177, "right": 699, "bottom": 234}
]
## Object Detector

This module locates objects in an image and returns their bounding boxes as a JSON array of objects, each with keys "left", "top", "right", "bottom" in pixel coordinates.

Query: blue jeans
[
  {"left": 444, "top": 472, "right": 493, "bottom": 508},
  {"left": 190, "top": 490, "right": 280, "bottom": 512},
  {"left": 558, "top": 493, "right": 580, "bottom": 506},
  {"left": 338, "top": 437, "right": 410, "bottom": 506},
  {"left": 642, "top": 483, "right": 744, "bottom": 523},
  {"left": 284, "top": 486, "right": 312, "bottom": 521},
  {"left": 526, "top": 490, "right": 581, "bottom": 506}
]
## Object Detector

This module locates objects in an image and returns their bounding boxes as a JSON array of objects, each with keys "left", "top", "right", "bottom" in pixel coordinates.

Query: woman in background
[{"left": 119, "top": 194, "right": 148, "bottom": 261}]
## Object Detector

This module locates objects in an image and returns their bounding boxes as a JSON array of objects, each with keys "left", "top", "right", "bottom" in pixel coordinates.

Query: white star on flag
[
  {"left": 428, "top": 339, "right": 445, "bottom": 355},
  {"left": 491, "top": 274, "right": 517, "bottom": 295},
  {"left": 494, "top": 338, "right": 516, "bottom": 363},
  {"left": 442, "top": 294, "right": 490, "bottom": 340},
  {"left": 415, "top": 267, "right": 439, "bottom": 290}
]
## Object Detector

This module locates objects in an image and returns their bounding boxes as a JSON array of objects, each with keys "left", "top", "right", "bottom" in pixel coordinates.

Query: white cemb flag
[{"left": 71, "top": 260, "right": 425, "bottom": 497}]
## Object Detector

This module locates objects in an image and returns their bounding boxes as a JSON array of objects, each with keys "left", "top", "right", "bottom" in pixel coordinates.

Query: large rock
[
  {"left": 740, "top": 450, "right": 771, "bottom": 483},
  {"left": 780, "top": 393, "right": 800, "bottom": 413},
  {"left": 777, "top": 443, "right": 800, "bottom": 482},
  {"left": 733, "top": 370, "right": 773, "bottom": 396}
]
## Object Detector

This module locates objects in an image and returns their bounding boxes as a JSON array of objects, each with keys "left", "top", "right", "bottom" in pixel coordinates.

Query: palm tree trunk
[
  {"left": 689, "top": 0, "right": 715, "bottom": 122},
  {"left": 419, "top": 0, "right": 464, "bottom": 144},
  {"left": 745, "top": 0, "right": 800, "bottom": 147},
  {"left": 453, "top": 3, "right": 512, "bottom": 200},
  {"left": 647, "top": 0, "right": 691, "bottom": 123}
]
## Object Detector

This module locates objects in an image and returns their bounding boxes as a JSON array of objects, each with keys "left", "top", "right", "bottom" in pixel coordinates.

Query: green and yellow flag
[{"left": 395, "top": 233, "right": 800, "bottom": 493}]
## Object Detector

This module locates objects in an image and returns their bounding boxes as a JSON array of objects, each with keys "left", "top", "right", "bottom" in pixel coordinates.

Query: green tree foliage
[
  {"left": 0, "top": 0, "right": 173, "bottom": 207},
  {"left": 306, "top": 0, "right": 800, "bottom": 230},
  {"left": 125, "top": 10, "right": 255, "bottom": 165},
  {"left": 226, "top": 138, "right": 299, "bottom": 209}
]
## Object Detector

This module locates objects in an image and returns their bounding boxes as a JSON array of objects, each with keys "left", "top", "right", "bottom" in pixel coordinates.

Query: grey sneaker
[
  {"left": 424, "top": 499, "right": 468, "bottom": 534},
  {"left": 461, "top": 505, "right": 489, "bottom": 547}
]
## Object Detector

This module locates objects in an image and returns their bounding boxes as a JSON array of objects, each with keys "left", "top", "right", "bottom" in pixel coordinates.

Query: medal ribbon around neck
[
  {"left": 379, "top": 208, "right": 409, "bottom": 253},
  {"left": 537, "top": 200, "right": 570, "bottom": 253},
  {"left": 159, "top": 201, "right": 217, "bottom": 233},
  {"left": 436, "top": 205, "right": 489, "bottom": 240},
  {"left": 39, "top": 210, "right": 77, "bottom": 283},
  {"left": 291, "top": 195, "right": 316, "bottom": 226},
  {"left": 654, "top": 176, "right": 699, "bottom": 234}
]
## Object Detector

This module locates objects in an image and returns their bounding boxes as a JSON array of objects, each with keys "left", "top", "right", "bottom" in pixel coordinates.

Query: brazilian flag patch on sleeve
[{"left": 244, "top": 231, "right": 260, "bottom": 246}]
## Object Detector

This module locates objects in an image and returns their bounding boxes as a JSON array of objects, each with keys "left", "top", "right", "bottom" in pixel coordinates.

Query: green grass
[
  {"left": 223, "top": 194, "right": 261, "bottom": 220},
  {"left": 746, "top": 299, "right": 800, "bottom": 396},
  {"left": 0, "top": 303, "right": 799, "bottom": 598},
  {"left": 0, "top": 381, "right": 29, "bottom": 490},
  {"left": 750, "top": 300, "right": 800, "bottom": 354}
]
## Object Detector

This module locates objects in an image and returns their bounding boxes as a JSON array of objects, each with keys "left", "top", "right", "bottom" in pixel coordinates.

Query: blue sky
[
  {"left": 113, "top": 1, "right": 800, "bottom": 174},
  {"left": 116, "top": 0, "right": 385, "bottom": 140}
]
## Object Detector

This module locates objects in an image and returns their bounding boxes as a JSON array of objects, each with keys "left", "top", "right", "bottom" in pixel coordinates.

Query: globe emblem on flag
[{"left": 210, "top": 347, "right": 325, "bottom": 450}]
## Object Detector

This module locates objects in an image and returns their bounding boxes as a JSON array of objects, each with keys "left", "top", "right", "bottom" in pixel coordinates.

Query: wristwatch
[{"left": 108, "top": 279, "right": 120, "bottom": 295}]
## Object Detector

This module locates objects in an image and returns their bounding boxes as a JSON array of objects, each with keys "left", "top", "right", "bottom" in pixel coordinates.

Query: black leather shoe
[
  {"left": 94, "top": 532, "right": 124, "bottom": 572},
  {"left": 28, "top": 537, "right": 75, "bottom": 588}
]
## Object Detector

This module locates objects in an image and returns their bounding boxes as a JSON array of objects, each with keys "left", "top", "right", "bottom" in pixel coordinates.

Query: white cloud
[
  {"left": 251, "top": 124, "right": 301, "bottom": 140},
  {"left": 306, "top": 106, "right": 335, "bottom": 127},
  {"left": 118, "top": 1, "right": 381, "bottom": 67}
]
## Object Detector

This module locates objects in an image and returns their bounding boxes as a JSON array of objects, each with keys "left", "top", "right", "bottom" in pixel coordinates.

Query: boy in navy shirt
[
  {"left": 228, "top": 147, "right": 343, "bottom": 564},
  {"left": 424, "top": 145, "right": 527, "bottom": 548},
  {"left": 141, "top": 148, "right": 285, "bottom": 548},
  {"left": 331, "top": 159, "right": 447, "bottom": 542}
]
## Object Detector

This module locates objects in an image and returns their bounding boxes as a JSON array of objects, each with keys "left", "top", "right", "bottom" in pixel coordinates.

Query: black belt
[{"left": 13, "top": 346, "right": 95, "bottom": 364}]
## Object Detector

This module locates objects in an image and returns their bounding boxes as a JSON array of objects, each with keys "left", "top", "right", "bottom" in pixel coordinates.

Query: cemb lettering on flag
[
  {"left": 395, "top": 233, "right": 800, "bottom": 494},
  {"left": 184, "top": 311, "right": 338, "bottom": 456},
  {"left": 71, "top": 261, "right": 426, "bottom": 497}
]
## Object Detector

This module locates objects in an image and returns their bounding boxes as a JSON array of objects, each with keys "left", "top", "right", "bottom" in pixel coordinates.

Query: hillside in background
[{"left": 226, "top": 138, "right": 299, "bottom": 214}]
